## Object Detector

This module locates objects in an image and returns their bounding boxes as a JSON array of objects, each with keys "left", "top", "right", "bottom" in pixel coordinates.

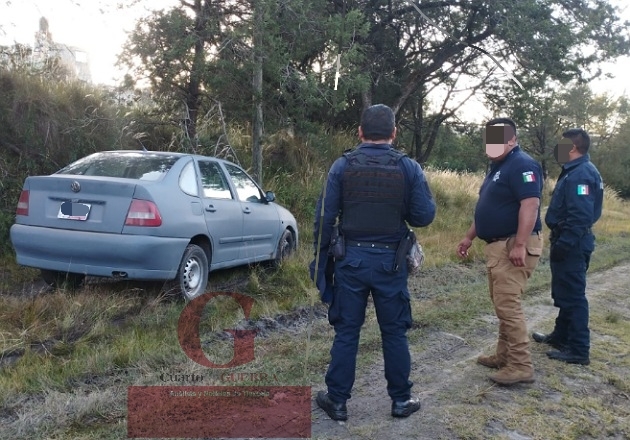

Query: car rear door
[
  {"left": 197, "top": 160, "right": 243, "bottom": 264},
  {"left": 222, "top": 162, "right": 280, "bottom": 261}
]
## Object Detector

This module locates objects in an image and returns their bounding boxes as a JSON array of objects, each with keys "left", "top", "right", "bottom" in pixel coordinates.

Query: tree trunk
[
  {"left": 251, "top": 0, "right": 264, "bottom": 185},
  {"left": 412, "top": 95, "right": 424, "bottom": 162}
]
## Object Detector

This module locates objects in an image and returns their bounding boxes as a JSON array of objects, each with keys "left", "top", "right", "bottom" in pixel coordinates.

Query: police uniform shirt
[
  {"left": 545, "top": 154, "right": 603, "bottom": 249},
  {"left": 475, "top": 146, "right": 543, "bottom": 241}
]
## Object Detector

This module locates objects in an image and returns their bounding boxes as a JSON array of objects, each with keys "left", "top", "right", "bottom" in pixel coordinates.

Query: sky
[
  {"left": 0, "top": 0, "right": 176, "bottom": 85},
  {"left": 0, "top": 0, "right": 628, "bottom": 120}
]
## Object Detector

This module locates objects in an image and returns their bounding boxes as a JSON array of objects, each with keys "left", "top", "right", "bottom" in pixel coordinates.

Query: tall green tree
[
  {"left": 118, "top": 0, "right": 248, "bottom": 151},
  {"left": 336, "top": 0, "right": 630, "bottom": 161},
  {"left": 118, "top": 0, "right": 630, "bottom": 165}
]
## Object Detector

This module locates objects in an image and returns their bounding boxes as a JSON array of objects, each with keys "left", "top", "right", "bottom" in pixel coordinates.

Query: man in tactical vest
[{"left": 310, "top": 104, "right": 436, "bottom": 420}]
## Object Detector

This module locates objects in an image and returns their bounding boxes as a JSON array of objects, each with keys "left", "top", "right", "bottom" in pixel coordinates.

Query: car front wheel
[
  {"left": 176, "top": 244, "right": 209, "bottom": 301},
  {"left": 273, "top": 229, "right": 295, "bottom": 267}
]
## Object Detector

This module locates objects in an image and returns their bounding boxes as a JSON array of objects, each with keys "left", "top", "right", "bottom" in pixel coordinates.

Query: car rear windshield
[{"left": 57, "top": 152, "right": 180, "bottom": 181}]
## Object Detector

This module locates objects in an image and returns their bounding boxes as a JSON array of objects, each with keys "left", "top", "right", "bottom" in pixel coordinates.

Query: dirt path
[
  {"left": 2, "top": 263, "right": 627, "bottom": 439},
  {"left": 310, "top": 263, "right": 630, "bottom": 440}
]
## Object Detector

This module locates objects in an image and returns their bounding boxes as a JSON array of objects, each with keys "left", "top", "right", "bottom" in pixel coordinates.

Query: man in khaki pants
[{"left": 457, "top": 117, "right": 544, "bottom": 385}]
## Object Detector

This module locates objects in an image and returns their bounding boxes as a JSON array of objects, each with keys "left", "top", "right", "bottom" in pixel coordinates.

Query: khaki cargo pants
[{"left": 484, "top": 233, "right": 543, "bottom": 372}]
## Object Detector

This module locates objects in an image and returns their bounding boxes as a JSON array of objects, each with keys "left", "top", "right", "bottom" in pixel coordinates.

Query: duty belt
[
  {"left": 485, "top": 230, "right": 541, "bottom": 244},
  {"left": 346, "top": 240, "right": 397, "bottom": 250}
]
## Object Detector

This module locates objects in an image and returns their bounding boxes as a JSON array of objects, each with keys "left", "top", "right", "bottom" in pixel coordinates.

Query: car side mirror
[{"left": 265, "top": 191, "right": 276, "bottom": 203}]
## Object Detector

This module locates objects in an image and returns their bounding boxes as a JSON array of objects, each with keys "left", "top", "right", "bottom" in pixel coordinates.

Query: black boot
[{"left": 316, "top": 391, "right": 347, "bottom": 421}]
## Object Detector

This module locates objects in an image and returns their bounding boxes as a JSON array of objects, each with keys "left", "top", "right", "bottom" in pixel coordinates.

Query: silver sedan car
[{"left": 10, "top": 151, "right": 298, "bottom": 299}]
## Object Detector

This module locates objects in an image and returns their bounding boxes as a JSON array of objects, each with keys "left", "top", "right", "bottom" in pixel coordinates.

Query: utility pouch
[
  {"left": 329, "top": 225, "right": 345, "bottom": 260},
  {"left": 407, "top": 238, "right": 425, "bottom": 274},
  {"left": 394, "top": 229, "right": 415, "bottom": 272}
]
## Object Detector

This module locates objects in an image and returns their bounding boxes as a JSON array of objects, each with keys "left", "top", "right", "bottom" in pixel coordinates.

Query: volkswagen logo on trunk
[{"left": 71, "top": 181, "right": 81, "bottom": 193}]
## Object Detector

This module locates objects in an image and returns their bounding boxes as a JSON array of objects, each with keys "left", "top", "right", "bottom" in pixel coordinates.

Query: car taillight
[
  {"left": 125, "top": 199, "right": 162, "bottom": 227},
  {"left": 16, "top": 190, "right": 29, "bottom": 216}
]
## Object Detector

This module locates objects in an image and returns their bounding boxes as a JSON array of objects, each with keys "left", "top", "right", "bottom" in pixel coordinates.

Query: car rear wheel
[
  {"left": 40, "top": 270, "right": 85, "bottom": 289},
  {"left": 176, "top": 244, "right": 209, "bottom": 301},
  {"left": 273, "top": 229, "right": 295, "bottom": 267}
]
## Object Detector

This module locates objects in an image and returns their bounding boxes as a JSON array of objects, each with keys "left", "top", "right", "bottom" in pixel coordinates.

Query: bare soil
[
  {"left": 310, "top": 263, "right": 630, "bottom": 440},
  {"left": 1, "top": 263, "right": 628, "bottom": 439}
]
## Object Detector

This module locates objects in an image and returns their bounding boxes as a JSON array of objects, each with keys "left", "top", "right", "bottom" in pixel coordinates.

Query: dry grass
[{"left": 1, "top": 164, "right": 630, "bottom": 439}]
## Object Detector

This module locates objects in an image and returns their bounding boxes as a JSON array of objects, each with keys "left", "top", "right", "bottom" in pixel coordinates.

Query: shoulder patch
[
  {"left": 577, "top": 184, "right": 589, "bottom": 195},
  {"left": 522, "top": 171, "right": 536, "bottom": 183}
]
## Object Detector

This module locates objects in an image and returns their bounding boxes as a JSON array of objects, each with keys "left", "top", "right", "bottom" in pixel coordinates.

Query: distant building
[{"left": 31, "top": 17, "right": 92, "bottom": 82}]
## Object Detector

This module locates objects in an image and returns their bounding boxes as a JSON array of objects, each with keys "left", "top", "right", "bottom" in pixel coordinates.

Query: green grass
[{"left": 2, "top": 162, "right": 630, "bottom": 439}]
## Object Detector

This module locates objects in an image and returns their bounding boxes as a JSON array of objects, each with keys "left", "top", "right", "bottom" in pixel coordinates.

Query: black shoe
[
  {"left": 316, "top": 391, "right": 347, "bottom": 421},
  {"left": 532, "top": 332, "right": 567, "bottom": 351},
  {"left": 391, "top": 397, "right": 421, "bottom": 418},
  {"left": 546, "top": 350, "right": 590, "bottom": 365}
]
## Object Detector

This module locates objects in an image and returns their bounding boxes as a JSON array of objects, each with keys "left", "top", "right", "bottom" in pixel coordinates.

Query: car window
[
  {"left": 199, "top": 161, "right": 232, "bottom": 199},
  {"left": 57, "top": 152, "right": 179, "bottom": 180},
  {"left": 179, "top": 161, "right": 198, "bottom": 196},
  {"left": 224, "top": 163, "right": 263, "bottom": 202}
]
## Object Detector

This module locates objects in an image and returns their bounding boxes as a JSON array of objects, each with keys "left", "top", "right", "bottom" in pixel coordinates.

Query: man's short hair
[
  {"left": 486, "top": 117, "right": 517, "bottom": 140},
  {"left": 562, "top": 128, "right": 590, "bottom": 154},
  {"left": 360, "top": 104, "right": 396, "bottom": 141}
]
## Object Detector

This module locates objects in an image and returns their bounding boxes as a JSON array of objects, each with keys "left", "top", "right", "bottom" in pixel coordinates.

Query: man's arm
[
  {"left": 457, "top": 221, "right": 477, "bottom": 258},
  {"left": 312, "top": 163, "right": 343, "bottom": 254},
  {"left": 310, "top": 160, "right": 344, "bottom": 300},
  {"left": 555, "top": 177, "right": 596, "bottom": 250},
  {"left": 508, "top": 197, "right": 539, "bottom": 267},
  {"left": 405, "top": 160, "right": 436, "bottom": 227}
]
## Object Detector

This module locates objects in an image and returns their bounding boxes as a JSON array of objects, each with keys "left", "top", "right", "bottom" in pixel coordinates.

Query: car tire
[
  {"left": 40, "top": 270, "right": 85, "bottom": 289},
  {"left": 176, "top": 244, "right": 209, "bottom": 301},
  {"left": 273, "top": 229, "right": 295, "bottom": 267}
]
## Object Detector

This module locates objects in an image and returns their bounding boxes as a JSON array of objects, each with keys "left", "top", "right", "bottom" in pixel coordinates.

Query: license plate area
[{"left": 57, "top": 202, "right": 91, "bottom": 221}]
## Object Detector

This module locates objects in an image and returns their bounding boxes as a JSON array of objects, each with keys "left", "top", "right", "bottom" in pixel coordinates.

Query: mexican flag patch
[
  {"left": 577, "top": 184, "right": 589, "bottom": 195},
  {"left": 522, "top": 171, "right": 535, "bottom": 183}
]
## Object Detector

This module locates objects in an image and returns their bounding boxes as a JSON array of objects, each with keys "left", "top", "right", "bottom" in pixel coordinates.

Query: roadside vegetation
[
  {"left": 1, "top": 149, "right": 630, "bottom": 438},
  {"left": 1, "top": 59, "right": 630, "bottom": 439}
]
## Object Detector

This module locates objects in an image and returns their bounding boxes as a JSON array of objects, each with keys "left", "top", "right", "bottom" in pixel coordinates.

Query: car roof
[{"left": 98, "top": 150, "right": 238, "bottom": 166}]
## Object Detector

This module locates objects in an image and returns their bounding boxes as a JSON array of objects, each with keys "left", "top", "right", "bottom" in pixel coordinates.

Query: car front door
[
  {"left": 222, "top": 163, "right": 280, "bottom": 261},
  {"left": 197, "top": 160, "right": 243, "bottom": 265}
]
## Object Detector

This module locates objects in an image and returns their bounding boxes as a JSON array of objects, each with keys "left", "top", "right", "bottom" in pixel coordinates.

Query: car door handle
[
  {"left": 205, "top": 204, "right": 217, "bottom": 212},
  {"left": 243, "top": 207, "right": 251, "bottom": 214}
]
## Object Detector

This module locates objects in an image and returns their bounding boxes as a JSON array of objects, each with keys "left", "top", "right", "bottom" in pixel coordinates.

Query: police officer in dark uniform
[
  {"left": 532, "top": 128, "right": 603, "bottom": 365},
  {"left": 310, "top": 104, "right": 435, "bottom": 420}
]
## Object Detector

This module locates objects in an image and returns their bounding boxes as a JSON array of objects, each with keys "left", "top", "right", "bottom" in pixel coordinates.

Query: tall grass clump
[
  {"left": 420, "top": 168, "right": 484, "bottom": 266},
  {"left": 0, "top": 70, "right": 123, "bottom": 256}
]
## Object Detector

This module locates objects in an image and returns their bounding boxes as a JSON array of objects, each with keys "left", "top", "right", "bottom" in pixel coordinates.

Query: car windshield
[{"left": 57, "top": 152, "right": 180, "bottom": 181}]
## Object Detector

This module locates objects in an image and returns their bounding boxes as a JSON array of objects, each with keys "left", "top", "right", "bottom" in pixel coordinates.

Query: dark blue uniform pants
[
  {"left": 325, "top": 246, "right": 413, "bottom": 404},
  {"left": 549, "top": 234, "right": 594, "bottom": 358}
]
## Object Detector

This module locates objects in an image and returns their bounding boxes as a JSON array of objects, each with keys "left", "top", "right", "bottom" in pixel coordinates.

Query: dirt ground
[
  {"left": 1, "top": 262, "right": 628, "bottom": 439},
  {"left": 309, "top": 263, "right": 630, "bottom": 440}
]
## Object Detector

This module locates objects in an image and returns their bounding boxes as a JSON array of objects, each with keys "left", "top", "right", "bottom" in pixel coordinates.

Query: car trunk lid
[{"left": 19, "top": 175, "right": 138, "bottom": 234}]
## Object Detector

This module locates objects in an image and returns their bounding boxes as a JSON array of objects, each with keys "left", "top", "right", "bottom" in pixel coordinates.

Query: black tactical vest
[{"left": 341, "top": 148, "right": 406, "bottom": 236}]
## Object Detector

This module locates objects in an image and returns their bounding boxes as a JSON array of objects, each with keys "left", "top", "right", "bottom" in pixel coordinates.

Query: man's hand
[
  {"left": 457, "top": 237, "right": 473, "bottom": 258},
  {"left": 508, "top": 243, "right": 527, "bottom": 267}
]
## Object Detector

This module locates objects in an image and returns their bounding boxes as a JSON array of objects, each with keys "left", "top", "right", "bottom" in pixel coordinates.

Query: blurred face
[
  {"left": 484, "top": 125, "right": 516, "bottom": 160},
  {"left": 554, "top": 139, "right": 574, "bottom": 164}
]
